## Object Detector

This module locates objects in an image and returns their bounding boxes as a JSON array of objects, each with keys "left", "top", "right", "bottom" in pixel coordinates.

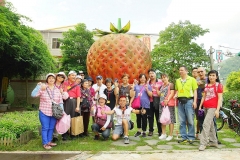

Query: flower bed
[{"left": 0, "top": 111, "right": 40, "bottom": 146}]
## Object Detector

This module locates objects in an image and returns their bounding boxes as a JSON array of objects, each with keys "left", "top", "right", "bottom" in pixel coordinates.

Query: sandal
[
  {"left": 48, "top": 142, "right": 57, "bottom": 147},
  {"left": 43, "top": 144, "right": 52, "bottom": 150}
]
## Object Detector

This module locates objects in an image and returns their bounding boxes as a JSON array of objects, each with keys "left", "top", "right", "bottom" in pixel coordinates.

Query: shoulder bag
[
  {"left": 131, "top": 86, "right": 144, "bottom": 109},
  {"left": 95, "top": 106, "right": 112, "bottom": 129},
  {"left": 46, "top": 88, "right": 64, "bottom": 119}
]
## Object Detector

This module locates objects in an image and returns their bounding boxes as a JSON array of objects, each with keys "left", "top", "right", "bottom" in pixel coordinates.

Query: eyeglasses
[{"left": 197, "top": 71, "right": 204, "bottom": 73}]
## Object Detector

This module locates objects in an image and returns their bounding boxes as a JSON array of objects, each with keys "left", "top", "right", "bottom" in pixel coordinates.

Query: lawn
[{"left": 1, "top": 110, "right": 240, "bottom": 152}]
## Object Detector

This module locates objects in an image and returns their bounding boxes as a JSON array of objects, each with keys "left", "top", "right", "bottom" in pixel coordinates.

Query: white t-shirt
[
  {"left": 92, "top": 83, "right": 107, "bottom": 99},
  {"left": 113, "top": 106, "right": 133, "bottom": 125}
]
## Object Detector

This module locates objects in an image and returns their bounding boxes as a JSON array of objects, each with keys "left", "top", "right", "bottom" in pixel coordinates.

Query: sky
[{"left": 6, "top": 0, "right": 240, "bottom": 61}]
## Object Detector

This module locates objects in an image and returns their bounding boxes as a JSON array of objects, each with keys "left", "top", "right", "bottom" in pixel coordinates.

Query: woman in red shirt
[{"left": 198, "top": 70, "right": 223, "bottom": 151}]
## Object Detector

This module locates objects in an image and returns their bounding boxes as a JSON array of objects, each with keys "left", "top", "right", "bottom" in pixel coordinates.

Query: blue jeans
[
  {"left": 39, "top": 111, "right": 57, "bottom": 145},
  {"left": 91, "top": 123, "right": 110, "bottom": 138},
  {"left": 178, "top": 99, "right": 195, "bottom": 140}
]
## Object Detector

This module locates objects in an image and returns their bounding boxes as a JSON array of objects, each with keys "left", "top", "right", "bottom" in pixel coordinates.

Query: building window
[{"left": 52, "top": 38, "right": 60, "bottom": 49}]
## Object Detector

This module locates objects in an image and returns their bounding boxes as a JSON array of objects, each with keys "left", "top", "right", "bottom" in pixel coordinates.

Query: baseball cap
[
  {"left": 96, "top": 75, "right": 103, "bottom": 80},
  {"left": 68, "top": 71, "right": 77, "bottom": 75}
]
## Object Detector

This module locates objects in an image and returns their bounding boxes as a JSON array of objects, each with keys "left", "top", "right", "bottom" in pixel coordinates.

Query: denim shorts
[{"left": 113, "top": 121, "right": 131, "bottom": 135}]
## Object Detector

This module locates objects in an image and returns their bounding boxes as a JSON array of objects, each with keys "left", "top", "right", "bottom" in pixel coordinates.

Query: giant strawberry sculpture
[{"left": 86, "top": 20, "right": 152, "bottom": 83}]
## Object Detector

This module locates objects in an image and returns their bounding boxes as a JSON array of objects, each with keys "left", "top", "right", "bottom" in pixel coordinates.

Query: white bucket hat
[
  {"left": 98, "top": 94, "right": 107, "bottom": 101},
  {"left": 46, "top": 73, "right": 56, "bottom": 79},
  {"left": 57, "top": 72, "right": 66, "bottom": 80}
]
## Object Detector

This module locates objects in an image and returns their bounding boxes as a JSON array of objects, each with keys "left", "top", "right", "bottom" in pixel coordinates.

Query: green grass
[{"left": 1, "top": 112, "right": 240, "bottom": 151}]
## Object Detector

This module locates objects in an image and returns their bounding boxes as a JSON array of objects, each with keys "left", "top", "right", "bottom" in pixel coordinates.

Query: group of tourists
[{"left": 32, "top": 66, "right": 223, "bottom": 151}]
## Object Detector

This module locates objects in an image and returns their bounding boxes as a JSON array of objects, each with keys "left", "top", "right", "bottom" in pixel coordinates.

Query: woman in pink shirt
[
  {"left": 198, "top": 70, "right": 223, "bottom": 151},
  {"left": 32, "top": 73, "right": 63, "bottom": 149},
  {"left": 91, "top": 94, "right": 111, "bottom": 140}
]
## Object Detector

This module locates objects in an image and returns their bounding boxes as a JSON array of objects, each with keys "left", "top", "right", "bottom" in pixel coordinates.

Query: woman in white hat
[
  {"left": 52, "top": 72, "right": 67, "bottom": 142},
  {"left": 31, "top": 73, "right": 63, "bottom": 149},
  {"left": 91, "top": 94, "right": 111, "bottom": 140}
]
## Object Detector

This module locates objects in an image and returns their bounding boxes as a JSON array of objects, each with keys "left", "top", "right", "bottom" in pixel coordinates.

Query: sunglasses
[
  {"left": 58, "top": 76, "right": 65, "bottom": 78},
  {"left": 80, "top": 74, "right": 84, "bottom": 76},
  {"left": 197, "top": 71, "right": 204, "bottom": 73}
]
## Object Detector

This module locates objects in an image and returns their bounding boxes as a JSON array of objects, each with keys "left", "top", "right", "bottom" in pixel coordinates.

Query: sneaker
[
  {"left": 142, "top": 132, "right": 146, "bottom": 137},
  {"left": 124, "top": 137, "right": 130, "bottom": 144},
  {"left": 199, "top": 145, "right": 206, "bottom": 151},
  {"left": 208, "top": 142, "right": 218, "bottom": 147},
  {"left": 148, "top": 132, "right": 153, "bottom": 136},
  {"left": 134, "top": 131, "right": 141, "bottom": 137},
  {"left": 188, "top": 140, "right": 194, "bottom": 144},
  {"left": 159, "top": 134, "right": 167, "bottom": 140},
  {"left": 62, "top": 137, "right": 67, "bottom": 141},
  {"left": 103, "top": 137, "right": 109, "bottom": 141},
  {"left": 166, "top": 136, "right": 173, "bottom": 141},
  {"left": 197, "top": 133, "right": 201, "bottom": 140},
  {"left": 94, "top": 135, "right": 99, "bottom": 140},
  {"left": 120, "top": 133, "right": 124, "bottom": 138},
  {"left": 178, "top": 139, "right": 188, "bottom": 143}
]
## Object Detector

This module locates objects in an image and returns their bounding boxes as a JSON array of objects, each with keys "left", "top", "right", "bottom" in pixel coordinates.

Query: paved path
[
  {"left": 1, "top": 131, "right": 240, "bottom": 160},
  {"left": 1, "top": 149, "right": 240, "bottom": 160}
]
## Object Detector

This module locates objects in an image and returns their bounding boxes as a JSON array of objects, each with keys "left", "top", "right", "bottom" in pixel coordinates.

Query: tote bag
[
  {"left": 160, "top": 106, "right": 171, "bottom": 125},
  {"left": 71, "top": 114, "right": 84, "bottom": 135}
]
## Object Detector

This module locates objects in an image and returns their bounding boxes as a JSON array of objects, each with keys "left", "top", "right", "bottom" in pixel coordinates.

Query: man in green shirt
[{"left": 175, "top": 66, "right": 198, "bottom": 144}]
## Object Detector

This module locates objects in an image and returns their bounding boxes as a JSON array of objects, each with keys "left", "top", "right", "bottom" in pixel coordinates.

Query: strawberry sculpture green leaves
[{"left": 87, "top": 19, "right": 152, "bottom": 83}]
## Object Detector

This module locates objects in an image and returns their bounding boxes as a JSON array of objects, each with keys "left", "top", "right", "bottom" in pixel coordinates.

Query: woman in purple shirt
[{"left": 132, "top": 74, "right": 152, "bottom": 137}]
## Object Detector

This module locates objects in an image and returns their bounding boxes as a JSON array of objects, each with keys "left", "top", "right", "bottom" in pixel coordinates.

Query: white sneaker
[
  {"left": 159, "top": 134, "right": 167, "bottom": 140},
  {"left": 166, "top": 136, "right": 173, "bottom": 141}
]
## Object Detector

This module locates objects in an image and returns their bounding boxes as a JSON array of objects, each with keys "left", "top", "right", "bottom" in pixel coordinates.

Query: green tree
[
  {"left": 0, "top": 2, "right": 56, "bottom": 80},
  {"left": 151, "top": 20, "right": 210, "bottom": 80},
  {"left": 213, "top": 55, "right": 240, "bottom": 85},
  {"left": 59, "top": 23, "right": 94, "bottom": 73},
  {"left": 226, "top": 70, "right": 240, "bottom": 91}
]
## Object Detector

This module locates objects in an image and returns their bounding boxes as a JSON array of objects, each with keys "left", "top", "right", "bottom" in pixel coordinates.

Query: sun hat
[
  {"left": 76, "top": 75, "right": 82, "bottom": 79},
  {"left": 46, "top": 73, "right": 55, "bottom": 79},
  {"left": 98, "top": 94, "right": 107, "bottom": 101},
  {"left": 57, "top": 72, "right": 66, "bottom": 80},
  {"left": 46, "top": 73, "right": 56, "bottom": 83},
  {"left": 79, "top": 71, "right": 84, "bottom": 75}
]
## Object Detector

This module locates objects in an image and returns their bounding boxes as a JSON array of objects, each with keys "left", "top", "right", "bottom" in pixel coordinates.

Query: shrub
[
  {"left": 0, "top": 127, "right": 16, "bottom": 140},
  {"left": 0, "top": 111, "right": 40, "bottom": 139},
  {"left": 223, "top": 91, "right": 240, "bottom": 107}
]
